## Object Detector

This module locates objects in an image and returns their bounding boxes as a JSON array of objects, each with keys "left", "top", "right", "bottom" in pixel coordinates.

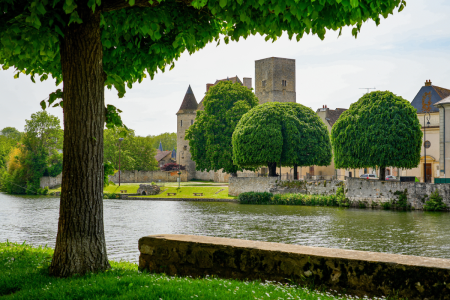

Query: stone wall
[
  {"left": 136, "top": 184, "right": 160, "bottom": 195},
  {"left": 346, "top": 177, "right": 450, "bottom": 210},
  {"left": 109, "top": 170, "right": 188, "bottom": 183},
  {"left": 272, "top": 180, "right": 343, "bottom": 196},
  {"left": 139, "top": 234, "right": 450, "bottom": 300},
  {"left": 40, "top": 173, "right": 62, "bottom": 188},
  {"left": 228, "top": 177, "right": 278, "bottom": 196}
]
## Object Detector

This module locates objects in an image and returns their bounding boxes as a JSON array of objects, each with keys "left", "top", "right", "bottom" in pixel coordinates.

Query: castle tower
[
  {"left": 255, "top": 57, "right": 296, "bottom": 104},
  {"left": 176, "top": 85, "right": 198, "bottom": 180}
]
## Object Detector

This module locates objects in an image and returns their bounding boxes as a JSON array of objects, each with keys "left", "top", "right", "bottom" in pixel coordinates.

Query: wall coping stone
[
  {"left": 139, "top": 234, "right": 450, "bottom": 299},
  {"left": 124, "top": 197, "right": 238, "bottom": 202}
]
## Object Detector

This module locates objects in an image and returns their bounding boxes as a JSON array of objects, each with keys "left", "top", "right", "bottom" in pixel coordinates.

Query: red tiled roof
[{"left": 154, "top": 150, "right": 172, "bottom": 162}]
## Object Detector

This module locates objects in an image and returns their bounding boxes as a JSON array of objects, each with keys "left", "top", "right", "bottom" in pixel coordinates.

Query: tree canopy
[
  {"left": 104, "top": 127, "right": 158, "bottom": 171},
  {"left": 0, "top": 0, "right": 406, "bottom": 277},
  {"left": 147, "top": 132, "right": 177, "bottom": 151},
  {"left": 186, "top": 80, "right": 258, "bottom": 175},
  {"left": 232, "top": 102, "right": 331, "bottom": 175},
  {"left": 331, "top": 91, "right": 422, "bottom": 176},
  {"left": 1, "top": 127, "right": 23, "bottom": 142}
]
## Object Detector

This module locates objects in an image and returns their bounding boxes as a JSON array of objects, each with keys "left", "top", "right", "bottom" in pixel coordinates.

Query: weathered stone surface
[
  {"left": 139, "top": 234, "right": 450, "bottom": 300},
  {"left": 40, "top": 173, "right": 63, "bottom": 188},
  {"left": 136, "top": 184, "right": 160, "bottom": 195},
  {"left": 346, "top": 177, "right": 450, "bottom": 210},
  {"left": 109, "top": 170, "right": 188, "bottom": 183},
  {"left": 228, "top": 177, "right": 278, "bottom": 196}
]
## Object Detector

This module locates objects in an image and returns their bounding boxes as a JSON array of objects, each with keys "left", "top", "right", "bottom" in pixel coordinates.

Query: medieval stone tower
[
  {"left": 255, "top": 57, "right": 296, "bottom": 104},
  {"left": 176, "top": 85, "right": 198, "bottom": 180}
]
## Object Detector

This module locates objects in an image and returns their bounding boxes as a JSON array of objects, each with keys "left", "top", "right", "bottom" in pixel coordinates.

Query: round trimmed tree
[
  {"left": 232, "top": 102, "right": 331, "bottom": 176},
  {"left": 331, "top": 91, "right": 422, "bottom": 180},
  {"left": 186, "top": 80, "right": 258, "bottom": 176}
]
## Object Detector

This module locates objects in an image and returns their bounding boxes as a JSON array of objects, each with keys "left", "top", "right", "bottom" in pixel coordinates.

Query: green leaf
[
  {"left": 54, "top": 25, "right": 64, "bottom": 37},
  {"left": 219, "top": 0, "right": 227, "bottom": 8},
  {"left": 40, "top": 100, "right": 46, "bottom": 110}
]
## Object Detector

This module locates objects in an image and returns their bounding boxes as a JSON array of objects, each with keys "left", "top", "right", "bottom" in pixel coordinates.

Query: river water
[{"left": 1, "top": 193, "right": 450, "bottom": 263}]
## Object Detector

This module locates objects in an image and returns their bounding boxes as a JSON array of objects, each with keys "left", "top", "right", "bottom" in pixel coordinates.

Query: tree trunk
[
  {"left": 49, "top": 6, "right": 110, "bottom": 277},
  {"left": 294, "top": 164, "right": 298, "bottom": 180},
  {"left": 268, "top": 162, "right": 277, "bottom": 177},
  {"left": 380, "top": 167, "right": 386, "bottom": 181}
]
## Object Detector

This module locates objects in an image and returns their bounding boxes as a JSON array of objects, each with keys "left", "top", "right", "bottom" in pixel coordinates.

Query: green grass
[
  {"left": 48, "top": 182, "right": 229, "bottom": 195},
  {"left": 137, "top": 186, "right": 235, "bottom": 199},
  {"left": 0, "top": 242, "right": 396, "bottom": 300}
]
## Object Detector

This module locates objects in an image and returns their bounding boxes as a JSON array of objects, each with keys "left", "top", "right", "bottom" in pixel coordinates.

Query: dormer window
[{"left": 282, "top": 80, "right": 287, "bottom": 87}]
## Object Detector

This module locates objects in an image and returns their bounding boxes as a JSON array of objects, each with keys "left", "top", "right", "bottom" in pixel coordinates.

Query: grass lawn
[
  {"left": 137, "top": 186, "right": 234, "bottom": 199},
  {"left": 0, "top": 242, "right": 394, "bottom": 300}
]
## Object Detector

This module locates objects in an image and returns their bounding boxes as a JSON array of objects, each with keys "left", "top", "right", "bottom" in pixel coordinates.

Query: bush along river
[{"left": 2, "top": 192, "right": 450, "bottom": 263}]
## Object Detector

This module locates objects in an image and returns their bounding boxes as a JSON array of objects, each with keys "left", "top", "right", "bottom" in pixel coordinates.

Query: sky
[{"left": 1, "top": 0, "right": 450, "bottom": 137}]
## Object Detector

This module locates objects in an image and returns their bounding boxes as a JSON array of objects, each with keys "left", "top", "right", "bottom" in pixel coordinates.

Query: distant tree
[
  {"left": 148, "top": 132, "right": 177, "bottom": 151},
  {"left": 160, "top": 162, "right": 185, "bottom": 171},
  {"left": 0, "top": 0, "right": 405, "bottom": 277},
  {"left": 0, "top": 135, "right": 18, "bottom": 171},
  {"left": 1, "top": 127, "right": 22, "bottom": 142},
  {"left": 331, "top": 91, "right": 422, "bottom": 180},
  {"left": 186, "top": 81, "right": 258, "bottom": 176},
  {"left": 232, "top": 102, "right": 331, "bottom": 176},
  {"left": 104, "top": 128, "right": 158, "bottom": 171}
]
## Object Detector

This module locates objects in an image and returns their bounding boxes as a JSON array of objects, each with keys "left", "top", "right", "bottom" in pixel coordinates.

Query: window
[
  {"left": 180, "top": 120, "right": 183, "bottom": 127},
  {"left": 262, "top": 80, "right": 266, "bottom": 87},
  {"left": 183, "top": 145, "right": 187, "bottom": 150},
  {"left": 191, "top": 120, "right": 193, "bottom": 125},
  {"left": 282, "top": 80, "right": 287, "bottom": 87}
]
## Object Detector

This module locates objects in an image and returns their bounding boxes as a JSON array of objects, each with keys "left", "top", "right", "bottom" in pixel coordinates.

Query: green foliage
[
  {"left": 148, "top": 132, "right": 177, "bottom": 151},
  {"left": 0, "top": 135, "right": 18, "bottom": 171},
  {"left": 36, "top": 186, "right": 49, "bottom": 195},
  {"left": 381, "top": 201, "right": 392, "bottom": 210},
  {"left": 278, "top": 180, "right": 306, "bottom": 189},
  {"left": 103, "top": 161, "right": 116, "bottom": 186},
  {"left": 103, "top": 192, "right": 119, "bottom": 199},
  {"left": 0, "top": 0, "right": 405, "bottom": 98},
  {"left": 233, "top": 102, "right": 331, "bottom": 168},
  {"left": 393, "top": 189, "right": 408, "bottom": 209},
  {"left": 0, "top": 241, "right": 367, "bottom": 300},
  {"left": 332, "top": 91, "right": 422, "bottom": 170},
  {"left": 0, "top": 127, "right": 22, "bottom": 141},
  {"left": 424, "top": 190, "right": 447, "bottom": 211},
  {"left": 104, "top": 127, "right": 158, "bottom": 171},
  {"left": 0, "top": 111, "right": 63, "bottom": 194},
  {"left": 336, "top": 186, "right": 349, "bottom": 207},
  {"left": 186, "top": 81, "right": 259, "bottom": 174},
  {"left": 239, "top": 191, "right": 338, "bottom": 206}
]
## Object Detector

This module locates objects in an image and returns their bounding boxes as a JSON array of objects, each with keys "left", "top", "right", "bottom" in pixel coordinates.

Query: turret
[{"left": 176, "top": 85, "right": 198, "bottom": 179}]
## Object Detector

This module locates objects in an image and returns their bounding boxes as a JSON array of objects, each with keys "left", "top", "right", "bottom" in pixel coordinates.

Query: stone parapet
[
  {"left": 228, "top": 177, "right": 277, "bottom": 196},
  {"left": 139, "top": 234, "right": 450, "bottom": 300}
]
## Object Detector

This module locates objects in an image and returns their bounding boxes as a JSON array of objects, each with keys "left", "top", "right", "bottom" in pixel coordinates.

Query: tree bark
[
  {"left": 293, "top": 164, "right": 298, "bottom": 180},
  {"left": 268, "top": 162, "right": 277, "bottom": 177},
  {"left": 380, "top": 167, "right": 386, "bottom": 181},
  {"left": 49, "top": 5, "right": 110, "bottom": 277}
]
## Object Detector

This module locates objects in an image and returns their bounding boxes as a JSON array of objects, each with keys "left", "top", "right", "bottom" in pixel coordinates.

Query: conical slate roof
[{"left": 177, "top": 85, "right": 198, "bottom": 114}]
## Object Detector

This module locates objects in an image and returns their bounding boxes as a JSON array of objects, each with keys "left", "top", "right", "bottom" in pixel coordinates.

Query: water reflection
[{"left": 1, "top": 193, "right": 450, "bottom": 263}]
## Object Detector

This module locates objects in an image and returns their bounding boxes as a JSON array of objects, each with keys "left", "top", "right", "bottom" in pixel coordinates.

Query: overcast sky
[{"left": 1, "top": 0, "right": 449, "bottom": 137}]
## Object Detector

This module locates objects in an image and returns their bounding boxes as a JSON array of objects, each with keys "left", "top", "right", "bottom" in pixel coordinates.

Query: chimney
[
  {"left": 425, "top": 80, "right": 432, "bottom": 86},
  {"left": 243, "top": 77, "right": 252, "bottom": 90},
  {"left": 206, "top": 83, "right": 214, "bottom": 92}
]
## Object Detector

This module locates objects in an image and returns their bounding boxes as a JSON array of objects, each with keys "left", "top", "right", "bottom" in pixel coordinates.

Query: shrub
[
  {"left": 393, "top": 189, "right": 408, "bottom": 209},
  {"left": 336, "top": 186, "right": 349, "bottom": 207},
  {"left": 381, "top": 201, "right": 391, "bottom": 210},
  {"left": 238, "top": 192, "right": 273, "bottom": 204},
  {"left": 424, "top": 190, "right": 447, "bottom": 211},
  {"left": 103, "top": 192, "right": 119, "bottom": 199}
]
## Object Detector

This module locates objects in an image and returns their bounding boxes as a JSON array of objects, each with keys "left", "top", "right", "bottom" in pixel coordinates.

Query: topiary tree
[
  {"left": 331, "top": 91, "right": 422, "bottom": 180},
  {"left": 232, "top": 102, "right": 331, "bottom": 176},
  {"left": 1, "top": 0, "right": 406, "bottom": 277},
  {"left": 186, "top": 80, "right": 258, "bottom": 176}
]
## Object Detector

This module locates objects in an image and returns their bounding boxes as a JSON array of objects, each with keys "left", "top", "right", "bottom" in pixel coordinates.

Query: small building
[{"left": 154, "top": 149, "right": 173, "bottom": 168}]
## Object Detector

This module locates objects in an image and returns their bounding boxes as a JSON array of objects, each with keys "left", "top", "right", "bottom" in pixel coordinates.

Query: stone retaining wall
[
  {"left": 272, "top": 180, "right": 344, "bottom": 196},
  {"left": 109, "top": 170, "right": 188, "bottom": 183},
  {"left": 228, "top": 177, "right": 277, "bottom": 196},
  {"left": 346, "top": 177, "right": 450, "bottom": 210},
  {"left": 40, "top": 173, "right": 62, "bottom": 188},
  {"left": 139, "top": 234, "right": 450, "bottom": 300}
]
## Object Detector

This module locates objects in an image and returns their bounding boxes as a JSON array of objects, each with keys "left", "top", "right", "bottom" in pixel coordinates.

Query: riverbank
[{"left": 0, "top": 242, "right": 394, "bottom": 299}]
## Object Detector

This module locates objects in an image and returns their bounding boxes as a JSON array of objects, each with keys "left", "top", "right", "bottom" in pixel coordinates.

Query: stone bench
[
  {"left": 193, "top": 193, "right": 203, "bottom": 196},
  {"left": 120, "top": 190, "right": 127, "bottom": 193},
  {"left": 139, "top": 234, "right": 450, "bottom": 300},
  {"left": 167, "top": 193, "right": 176, "bottom": 196}
]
